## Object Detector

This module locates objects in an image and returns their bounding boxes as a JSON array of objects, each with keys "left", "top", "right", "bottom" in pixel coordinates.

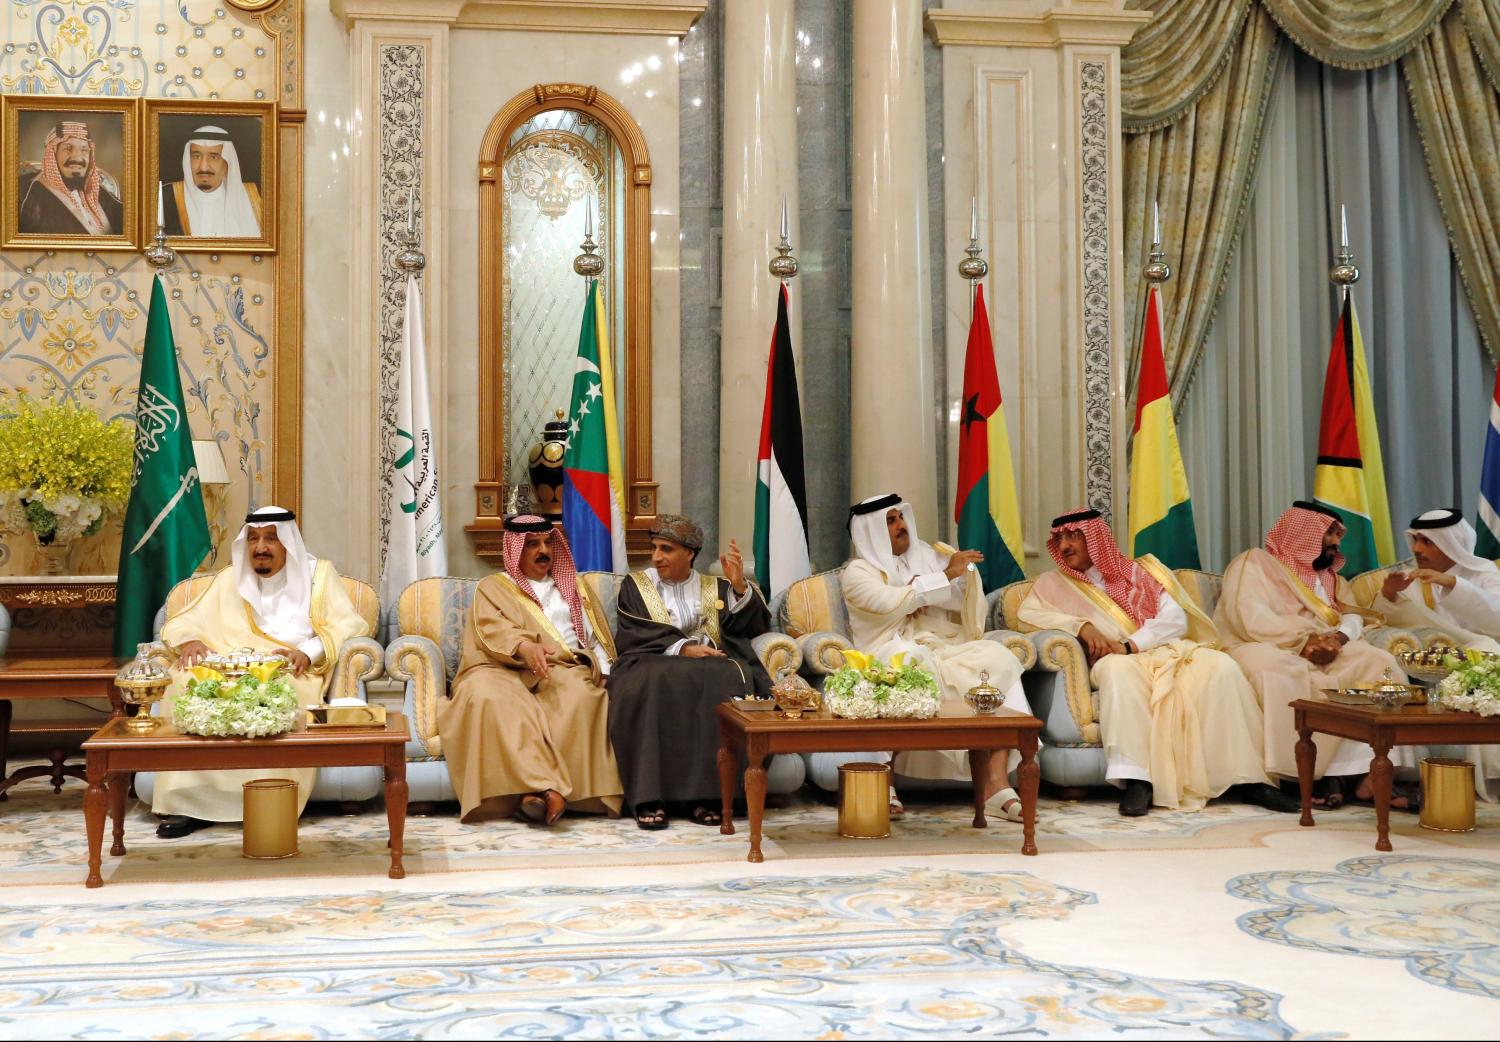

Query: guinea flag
[
  {"left": 1313, "top": 293, "right": 1394, "bottom": 576},
  {"left": 1127, "top": 285, "right": 1200, "bottom": 568},
  {"left": 752, "top": 283, "right": 811, "bottom": 597},
  {"left": 562, "top": 281, "right": 627, "bottom": 573},
  {"left": 954, "top": 284, "right": 1025, "bottom": 592}
]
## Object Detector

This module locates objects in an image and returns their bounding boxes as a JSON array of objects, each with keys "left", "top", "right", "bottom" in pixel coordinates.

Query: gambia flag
[
  {"left": 1127, "top": 285, "right": 1200, "bottom": 568},
  {"left": 1313, "top": 293, "right": 1394, "bottom": 576},
  {"left": 1475, "top": 366, "right": 1500, "bottom": 558},
  {"left": 113, "top": 276, "right": 212, "bottom": 655},
  {"left": 562, "top": 281, "right": 627, "bottom": 573},
  {"left": 752, "top": 283, "right": 811, "bottom": 597},
  {"left": 954, "top": 284, "right": 1025, "bottom": 591}
]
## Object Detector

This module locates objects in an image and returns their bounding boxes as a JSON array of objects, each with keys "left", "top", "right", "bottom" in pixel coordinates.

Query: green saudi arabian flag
[{"left": 113, "top": 276, "right": 212, "bottom": 656}]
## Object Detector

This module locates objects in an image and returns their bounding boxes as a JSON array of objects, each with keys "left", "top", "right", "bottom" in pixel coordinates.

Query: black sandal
[
  {"left": 1314, "top": 776, "right": 1347, "bottom": 809},
  {"left": 634, "top": 803, "right": 668, "bottom": 830},
  {"left": 688, "top": 804, "right": 722, "bottom": 827}
]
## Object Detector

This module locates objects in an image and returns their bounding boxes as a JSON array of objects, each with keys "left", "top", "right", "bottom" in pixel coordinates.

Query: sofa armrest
[
  {"left": 385, "top": 634, "right": 445, "bottom": 758},
  {"left": 798, "top": 631, "right": 854, "bottom": 676},
  {"left": 1026, "top": 629, "right": 1099, "bottom": 743},
  {"left": 329, "top": 636, "right": 383, "bottom": 704},
  {"left": 1409, "top": 625, "right": 1465, "bottom": 651},
  {"left": 984, "top": 628, "right": 1037, "bottom": 671},
  {"left": 752, "top": 632, "right": 803, "bottom": 679},
  {"left": 1365, "top": 626, "right": 1420, "bottom": 657}
]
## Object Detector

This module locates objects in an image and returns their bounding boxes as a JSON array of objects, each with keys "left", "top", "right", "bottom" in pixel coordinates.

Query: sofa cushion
[
  {"left": 1000, "top": 579, "right": 1035, "bottom": 633},
  {"left": 1349, "top": 558, "right": 1416, "bottom": 609},
  {"left": 779, "top": 569, "right": 850, "bottom": 638},
  {"left": 397, "top": 576, "right": 479, "bottom": 682},
  {"left": 1173, "top": 569, "right": 1222, "bottom": 617}
]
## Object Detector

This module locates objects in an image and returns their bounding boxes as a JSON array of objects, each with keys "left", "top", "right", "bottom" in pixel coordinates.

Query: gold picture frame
[
  {"left": 1, "top": 94, "right": 141, "bottom": 252},
  {"left": 144, "top": 98, "right": 278, "bottom": 254}
]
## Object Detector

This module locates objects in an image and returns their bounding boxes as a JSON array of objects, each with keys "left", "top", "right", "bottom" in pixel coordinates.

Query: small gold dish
[{"left": 306, "top": 704, "right": 386, "bottom": 728}]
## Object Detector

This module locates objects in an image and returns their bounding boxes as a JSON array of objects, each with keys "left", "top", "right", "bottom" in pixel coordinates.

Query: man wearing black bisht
[{"left": 607, "top": 514, "right": 773, "bottom": 830}]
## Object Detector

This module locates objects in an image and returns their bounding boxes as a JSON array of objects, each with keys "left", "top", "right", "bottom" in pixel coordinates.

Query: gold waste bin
[
  {"left": 243, "top": 778, "right": 300, "bottom": 858},
  {"left": 1419, "top": 757, "right": 1476, "bottom": 833},
  {"left": 838, "top": 761, "right": 891, "bottom": 839}
]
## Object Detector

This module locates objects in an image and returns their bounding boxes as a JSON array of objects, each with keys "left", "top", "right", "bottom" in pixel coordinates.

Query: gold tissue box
[{"left": 306, "top": 704, "right": 387, "bottom": 728}]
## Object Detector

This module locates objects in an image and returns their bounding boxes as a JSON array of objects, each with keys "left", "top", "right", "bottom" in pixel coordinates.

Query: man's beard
[
  {"left": 61, "top": 171, "right": 88, "bottom": 190},
  {"left": 1312, "top": 549, "right": 1336, "bottom": 571}
]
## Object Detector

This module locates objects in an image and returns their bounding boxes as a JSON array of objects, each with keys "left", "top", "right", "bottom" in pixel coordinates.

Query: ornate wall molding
[
  {"left": 925, "top": 7, "right": 1150, "bottom": 49},
  {"left": 1078, "top": 59, "right": 1113, "bottom": 521},
  {"left": 333, "top": 0, "right": 706, "bottom": 36},
  {"left": 373, "top": 42, "right": 426, "bottom": 581}
]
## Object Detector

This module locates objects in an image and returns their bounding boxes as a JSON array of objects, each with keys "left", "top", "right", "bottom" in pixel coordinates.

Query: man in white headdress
[
  {"left": 162, "top": 125, "right": 263, "bottom": 238},
  {"left": 1376, "top": 508, "right": 1500, "bottom": 799},
  {"left": 832, "top": 493, "right": 1031, "bottom": 820},
  {"left": 151, "top": 507, "right": 371, "bottom": 837}
]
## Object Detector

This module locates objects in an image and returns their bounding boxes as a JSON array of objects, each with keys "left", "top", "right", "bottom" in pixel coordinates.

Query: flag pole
[
  {"left": 959, "top": 196, "right": 988, "bottom": 321},
  {"left": 1329, "top": 201, "right": 1359, "bottom": 300},
  {"left": 769, "top": 195, "right": 798, "bottom": 284},
  {"left": 575, "top": 195, "right": 603, "bottom": 285},
  {"left": 396, "top": 184, "right": 425, "bottom": 275}
]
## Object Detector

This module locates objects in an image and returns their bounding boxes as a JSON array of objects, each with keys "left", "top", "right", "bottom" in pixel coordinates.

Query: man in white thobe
[{"left": 162, "top": 125, "right": 263, "bottom": 237}]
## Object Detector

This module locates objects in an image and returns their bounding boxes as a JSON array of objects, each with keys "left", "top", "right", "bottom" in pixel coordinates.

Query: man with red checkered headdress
[
  {"left": 1216, "top": 502, "right": 1417, "bottom": 810},
  {"left": 438, "top": 516, "right": 622, "bottom": 825},
  {"left": 1019, "top": 509, "right": 1292, "bottom": 817},
  {"left": 18, "top": 120, "right": 123, "bottom": 236}
]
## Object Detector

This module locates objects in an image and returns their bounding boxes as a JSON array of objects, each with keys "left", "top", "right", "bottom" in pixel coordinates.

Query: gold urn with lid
[
  {"left": 115, "top": 642, "right": 173, "bottom": 734},
  {"left": 965, "top": 670, "right": 1002, "bottom": 715},
  {"left": 772, "top": 670, "right": 821, "bottom": 719}
]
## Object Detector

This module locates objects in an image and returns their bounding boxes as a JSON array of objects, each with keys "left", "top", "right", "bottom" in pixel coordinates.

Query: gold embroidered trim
[
  {"left": 1269, "top": 558, "right": 1343, "bottom": 628},
  {"left": 1137, "top": 554, "right": 1220, "bottom": 649},
  {"left": 1060, "top": 573, "right": 1138, "bottom": 635},
  {"left": 496, "top": 574, "right": 577, "bottom": 663}
]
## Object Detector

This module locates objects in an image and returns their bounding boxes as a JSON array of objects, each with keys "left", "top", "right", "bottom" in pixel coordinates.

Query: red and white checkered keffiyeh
[
  {"left": 502, "top": 517, "right": 588, "bottom": 644},
  {"left": 40, "top": 122, "right": 108, "bottom": 232},
  {"left": 1047, "top": 511, "right": 1163, "bottom": 627},
  {"left": 1264, "top": 504, "right": 1345, "bottom": 594}
]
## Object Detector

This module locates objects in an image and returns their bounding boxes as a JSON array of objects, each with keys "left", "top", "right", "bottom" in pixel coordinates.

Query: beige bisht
[
  {"left": 841, "top": 496, "right": 1026, "bottom": 783},
  {"left": 1019, "top": 554, "right": 1270, "bottom": 810},
  {"left": 1216, "top": 547, "right": 1400, "bottom": 780},
  {"left": 154, "top": 559, "right": 371, "bottom": 820},
  {"left": 439, "top": 573, "right": 623, "bottom": 823}
]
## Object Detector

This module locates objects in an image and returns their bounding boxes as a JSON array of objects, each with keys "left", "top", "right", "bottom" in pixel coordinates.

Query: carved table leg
[
  {"left": 968, "top": 749, "right": 990, "bottom": 829},
  {"left": 108, "top": 771, "right": 127, "bottom": 857},
  {"left": 84, "top": 754, "right": 106, "bottom": 888},
  {"left": 49, "top": 748, "right": 67, "bottom": 793},
  {"left": 1295, "top": 726, "right": 1316, "bottom": 827},
  {"left": 385, "top": 747, "right": 408, "bottom": 879},
  {"left": 744, "top": 736, "right": 768, "bottom": 863},
  {"left": 717, "top": 724, "right": 737, "bottom": 836},
  {"left": 1370, "top": 740, "right": 1395, "bottom": 853},
  {"left": 0, "top": 699, "right": 10, "bottom": 801},
  {"left": 1018, "top": 733, "right": 1040, "bottom": 857}
]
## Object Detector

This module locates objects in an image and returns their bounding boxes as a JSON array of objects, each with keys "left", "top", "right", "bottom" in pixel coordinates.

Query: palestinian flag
[
  {"left": 1475, "top": 365, "right": 1500, "bottom": 558},
  {"left": 1313, "top": 293, "right": 1394, "bottom": 576},
  {"left": 954, "top": 284, "right": 1025, "bottom": 591},
  {"left": 1127, "top": 285, "right": 1200, "bottom": 568},
  {"left": 752, "top": 283, "right": 811, "bottom": 597}
]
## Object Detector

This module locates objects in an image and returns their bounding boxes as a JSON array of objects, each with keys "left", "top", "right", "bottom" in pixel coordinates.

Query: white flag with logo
[{"left": 381, "top": 273, "right": 447, "bottom": 607}]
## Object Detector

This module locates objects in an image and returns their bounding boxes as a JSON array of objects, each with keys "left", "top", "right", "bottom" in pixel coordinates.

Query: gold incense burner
[
  {"left": 115, "top": 643, "right": 173, "bottom": 734},
  {"left": 772, "top": 671, "right": 820, "bottom": 720},
  {"left": 965, "top": 671, "right": 1002, "bottom": 715}
]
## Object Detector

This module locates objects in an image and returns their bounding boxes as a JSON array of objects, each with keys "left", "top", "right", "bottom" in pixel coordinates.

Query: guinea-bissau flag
[
  {"left": 1313, "top": 292, "right": 1394, "bottom": 576},
  {"left": 562, "top": 280, "right": 628, "bottom": 573},
  {"left": 1127, "top": 284, "right": 1200, "bottom": 568},
  {"left": 752, "top": 283, "right": 811, "bottom": 597},
  {"left": 1476, "top": 364, "right": 1500, "bottom": 559},
  {"left": 954, "top": 284, "right": 1025, "bottom": 591}
]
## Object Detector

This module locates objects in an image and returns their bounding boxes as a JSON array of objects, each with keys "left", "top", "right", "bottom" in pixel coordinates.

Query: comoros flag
[
  {"left": 1312, "top": 293, "right": 1394, "bottom": 577},
  {"left": 562, "top": 281, "right": 627, "bottom": 573},
  {"left": 954, "top": 284, "right": 1025, "bottom": 592},
  {"left": 1475, "top": 366, "right": 1500, "bottom": 559},
  {"left": 1127, "top": 285, "right": 1200, "bottom": 569},
  {"left": 752, "top": 283, "right": 810, "bottom": 597}
]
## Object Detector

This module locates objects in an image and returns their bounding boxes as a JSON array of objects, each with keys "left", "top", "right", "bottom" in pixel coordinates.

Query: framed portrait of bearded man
[
  {"left": 145, "top": 99, "right": 277, "bottom": 253},
  {"left": 2, "top": 95, "right": 140, "bottom": 251}
]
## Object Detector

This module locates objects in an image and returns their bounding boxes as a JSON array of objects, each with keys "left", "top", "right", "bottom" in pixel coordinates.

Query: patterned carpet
[{"left": 1, "top": 778, "right": 1499, "bottom": 1038}]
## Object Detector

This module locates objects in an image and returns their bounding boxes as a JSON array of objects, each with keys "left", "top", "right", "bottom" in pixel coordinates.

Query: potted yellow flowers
[{"left": 0, "top": 395, "right": 133, "bottom": 574}]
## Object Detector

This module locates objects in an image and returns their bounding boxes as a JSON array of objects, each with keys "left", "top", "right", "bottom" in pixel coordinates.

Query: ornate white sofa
[
  {"left": 770, "top": 565, "right": 1038, "bottom": 791},
  {"left": 997, "top": 568, "right": 1422, "bottom": 793},
  {"left": 136, "top": 572, "right": 387, "bottom": 809},
  {"left": 383, "top": 572, "right": 807, "bottom": 810}
]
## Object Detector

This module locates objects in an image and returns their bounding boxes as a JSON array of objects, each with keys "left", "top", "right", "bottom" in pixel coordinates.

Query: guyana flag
[
  {"left": 113, "top": 276, "right": 212, "bottom": 655},
  {"left": 954, "top": 284, "right": 1025, "bottom": 591},
  {"left": 1127, "top": 285, "right": 1200, "bottom": 568},
  {"left": 1313, "top": 293, "right": 1394, "bottom": 576},
  {"left": 752, "top": 283, "right": 811, "bottom": 597},
  {"left": 562, "top": 281, "right": 627, "bottom": 573}
]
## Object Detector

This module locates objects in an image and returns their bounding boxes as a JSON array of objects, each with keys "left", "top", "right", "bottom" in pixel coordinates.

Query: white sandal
[
  {"left": 985, "top": 786, "right": 1025, "bottom": 823},
  {"left": 888, "top": 793, "right": 906, "bottom": 819}
]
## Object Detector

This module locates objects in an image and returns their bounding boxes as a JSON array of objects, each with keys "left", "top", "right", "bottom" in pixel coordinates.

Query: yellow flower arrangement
[{"left": 0, "top": 393, "right": 134, "bottom": 544}]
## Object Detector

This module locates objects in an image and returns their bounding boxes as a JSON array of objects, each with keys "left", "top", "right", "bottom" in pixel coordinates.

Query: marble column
[
  {"left": 850, "top": 0, "right": 939, "bottom": 537},
  {"left": 718, "top": 0, "right": 800, "bottom": 556}
]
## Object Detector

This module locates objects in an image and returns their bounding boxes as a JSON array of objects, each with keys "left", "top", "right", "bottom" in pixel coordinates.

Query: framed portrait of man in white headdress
[
  {"left": 145, "top": 99, "right": 277, "bottom": 253},
  {"left": 2, "top": 94, "right": 140, "bottom": 251}
]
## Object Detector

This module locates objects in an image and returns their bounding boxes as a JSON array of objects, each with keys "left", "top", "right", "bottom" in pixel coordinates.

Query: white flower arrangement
[
  {"left": 823, "top": 651, "right": 941, "bottom": 720},
  {"left": 1434, "top": 650, "right": 1500, "bottom": 717},
  {"left": 174, "top": 669, "right": 299, "bottom": 737}
]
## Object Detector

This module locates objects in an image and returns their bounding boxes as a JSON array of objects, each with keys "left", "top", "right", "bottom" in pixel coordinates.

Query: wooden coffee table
[
  {"left": 716, "top": 701, "right": 1042, "bottom": 863},
  {"left": 81, "top": 712, "right": 411, "bottom": 888},
  {"left": 0, "top": 655, "right": 126, "bottom": 801},
  {"left": 1294, "top": 698, "right": 1500, "bottom": 851}
]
